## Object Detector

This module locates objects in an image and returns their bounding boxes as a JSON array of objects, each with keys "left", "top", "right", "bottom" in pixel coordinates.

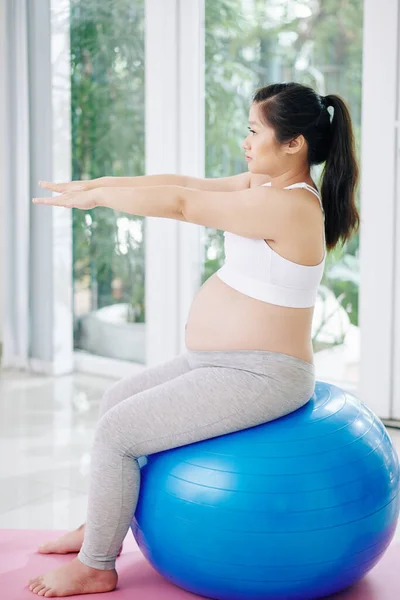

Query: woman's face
[{"left": 242, "top": 103, "right": 304, "bottom": 176}]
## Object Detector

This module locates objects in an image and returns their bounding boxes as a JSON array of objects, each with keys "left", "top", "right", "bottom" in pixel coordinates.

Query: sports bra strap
[{"left": 284, "top": 182, "right": 324, "bottom": 217}]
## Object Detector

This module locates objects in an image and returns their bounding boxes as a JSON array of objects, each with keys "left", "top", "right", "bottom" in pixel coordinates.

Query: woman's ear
[{"left": 286, "top": 134, "right": 306, "bottom": 154}]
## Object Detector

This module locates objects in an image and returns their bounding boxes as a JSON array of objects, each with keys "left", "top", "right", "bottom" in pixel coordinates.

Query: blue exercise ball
[{"left": 131, "top": 382, "right": 400, "bottom": 600}]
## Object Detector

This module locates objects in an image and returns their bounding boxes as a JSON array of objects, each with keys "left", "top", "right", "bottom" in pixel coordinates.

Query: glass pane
[
  {"left": 204, "top": 0, "right": 363, "bottom": 390},
  {"left": 71, "top": 0, "right": 146, "bottom": 363}
]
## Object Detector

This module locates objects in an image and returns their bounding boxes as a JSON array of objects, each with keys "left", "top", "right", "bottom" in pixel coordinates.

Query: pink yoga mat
[{"left": 0, "top": 529, "right": 398, "bottom": 599}]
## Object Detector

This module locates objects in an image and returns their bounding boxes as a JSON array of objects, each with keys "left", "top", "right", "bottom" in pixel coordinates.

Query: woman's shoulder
[{"left": 249, "top": 173, "right": 272, "bottom": 188}]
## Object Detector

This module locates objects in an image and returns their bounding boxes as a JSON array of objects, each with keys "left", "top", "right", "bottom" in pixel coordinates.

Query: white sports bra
[{"left": 216, "top": 182, "right": 326, "bottom": 308}]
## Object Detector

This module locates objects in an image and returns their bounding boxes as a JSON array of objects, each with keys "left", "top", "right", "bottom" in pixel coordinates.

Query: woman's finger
[
  {"left": 33, "top": 196, "right": 68, "bottom": 206},
  {"left": 39, "top": 181, "right": 86, "bottom": 192},
  {"left": 39, "top": 181, "right": 68, "bottom": 192}
]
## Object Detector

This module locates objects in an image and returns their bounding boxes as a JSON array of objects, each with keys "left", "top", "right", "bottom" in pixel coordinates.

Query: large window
[
  {"left": 0, "top": 0, "right": 390, "bottom": 414},
  {"left": 203, "top": 0, "right": 363, "bottom": 390},
  {"left": 1, "top": 0, "right": 392, "bottom": 413},
  {"left": 71, "top": 0, "right": 146, "bottom": 363}
]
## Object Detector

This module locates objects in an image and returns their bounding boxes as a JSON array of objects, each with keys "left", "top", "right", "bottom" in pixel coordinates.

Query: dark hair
[{"left": 252, "top": 82, "right": 360, "bottom": 251}]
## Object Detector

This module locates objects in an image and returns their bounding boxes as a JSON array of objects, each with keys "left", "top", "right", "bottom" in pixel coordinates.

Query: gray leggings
[{"left": 78, "top": 349, "right": 315, "bottom": 570}]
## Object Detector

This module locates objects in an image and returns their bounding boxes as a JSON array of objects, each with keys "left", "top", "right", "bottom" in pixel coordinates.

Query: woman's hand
[
  {"left": 37, "top": 178, "right": 103, "bottom": 193},
  {"left": 32, "top": 185, "right": 103, "bottom": 210}
]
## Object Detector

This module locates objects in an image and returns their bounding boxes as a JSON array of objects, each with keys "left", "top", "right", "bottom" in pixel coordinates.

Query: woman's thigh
[
  {"left": 95, "top": 360, "right": 314, "bottom": 458},
  {"left": 98, "top": 352, "right": 191, "bottom": 416}
]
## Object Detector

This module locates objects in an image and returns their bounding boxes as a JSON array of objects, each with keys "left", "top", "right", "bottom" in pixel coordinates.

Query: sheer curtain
[
  {"left": 0, "top": 0, "right": 31, "bottom": 370},
  {"left": 0, "top": 0, "right": 73, "bottom": 375}
]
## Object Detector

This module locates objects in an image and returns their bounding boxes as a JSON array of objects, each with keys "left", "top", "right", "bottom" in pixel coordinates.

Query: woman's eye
[{"left": 247, "top": 127, "right": 256, "bottom": 134}]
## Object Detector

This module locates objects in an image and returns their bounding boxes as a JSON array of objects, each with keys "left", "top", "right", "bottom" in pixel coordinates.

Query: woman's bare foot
[
  {"left": 28, "top": 556, "right": 118, "bottom": 597},
  {"left": 37, "top": 524, "right": 123, "bottom": 557},
  {"left": 38, "top": 524, "right": 86, "bottom": 555}
]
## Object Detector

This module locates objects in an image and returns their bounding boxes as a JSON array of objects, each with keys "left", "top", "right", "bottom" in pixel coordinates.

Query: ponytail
[{"left": 320, "top": 94, "right": 360, "bottom": 250}]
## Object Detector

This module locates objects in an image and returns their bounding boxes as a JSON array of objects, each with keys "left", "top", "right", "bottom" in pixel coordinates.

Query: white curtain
[{"left": 0, "top": 0, "right": 31, "bottom": 370}]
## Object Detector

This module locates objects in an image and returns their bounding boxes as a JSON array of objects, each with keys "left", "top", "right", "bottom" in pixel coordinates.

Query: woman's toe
[{"left": 32, "top": 583, "right": 45, "bottom": 594}]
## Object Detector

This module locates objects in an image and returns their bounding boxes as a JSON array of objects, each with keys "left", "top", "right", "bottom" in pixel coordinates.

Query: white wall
[{"left": 359, "top": 0, "right": 399, "bottom": 418}]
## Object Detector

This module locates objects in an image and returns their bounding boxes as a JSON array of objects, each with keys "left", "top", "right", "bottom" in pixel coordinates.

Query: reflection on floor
[{"left": 0, "top": 368, "right": 399, "bottom": 539}]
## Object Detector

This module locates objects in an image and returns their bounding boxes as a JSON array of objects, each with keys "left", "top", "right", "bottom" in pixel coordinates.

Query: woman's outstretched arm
[
  {"left": 101, "top": 171, "right": 251, "bottom": 191},
  {"left": 33, "top": 183, "right": 313, "bottom": 243},
  {"left": 38, "top": 171, "right": 251, "bottom": 193}
]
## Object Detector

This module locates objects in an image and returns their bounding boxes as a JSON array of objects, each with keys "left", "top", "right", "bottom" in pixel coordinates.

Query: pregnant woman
[{"left": 28, "top": 81, "right": 359, "bottom": 597}]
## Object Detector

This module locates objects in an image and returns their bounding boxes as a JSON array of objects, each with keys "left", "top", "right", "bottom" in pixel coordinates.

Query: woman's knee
[
  {"left": 98, "top": 376, "right": 138, "bottom": 416},
  {"left": 94, "top": 404, "right": 142, "bottom": 457},
  {"left": 94, "top": 407, "right": 121, "bottom": 447},
  {"left": 98, "top": 383, "right": 121, "bottom": 416}
]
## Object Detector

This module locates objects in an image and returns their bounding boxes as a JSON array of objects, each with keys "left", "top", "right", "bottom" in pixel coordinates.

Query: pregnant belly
[{"left": 184, "top": 273, "right": 314, "bottom": 362}]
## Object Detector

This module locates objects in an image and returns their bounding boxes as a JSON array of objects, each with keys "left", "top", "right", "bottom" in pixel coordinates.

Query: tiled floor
[
  {"left": 0, "top": 369, "right": 110, "bottom": 530},
  {"left": 1, "top": 367, "right": 400, "bottom": 534}
]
